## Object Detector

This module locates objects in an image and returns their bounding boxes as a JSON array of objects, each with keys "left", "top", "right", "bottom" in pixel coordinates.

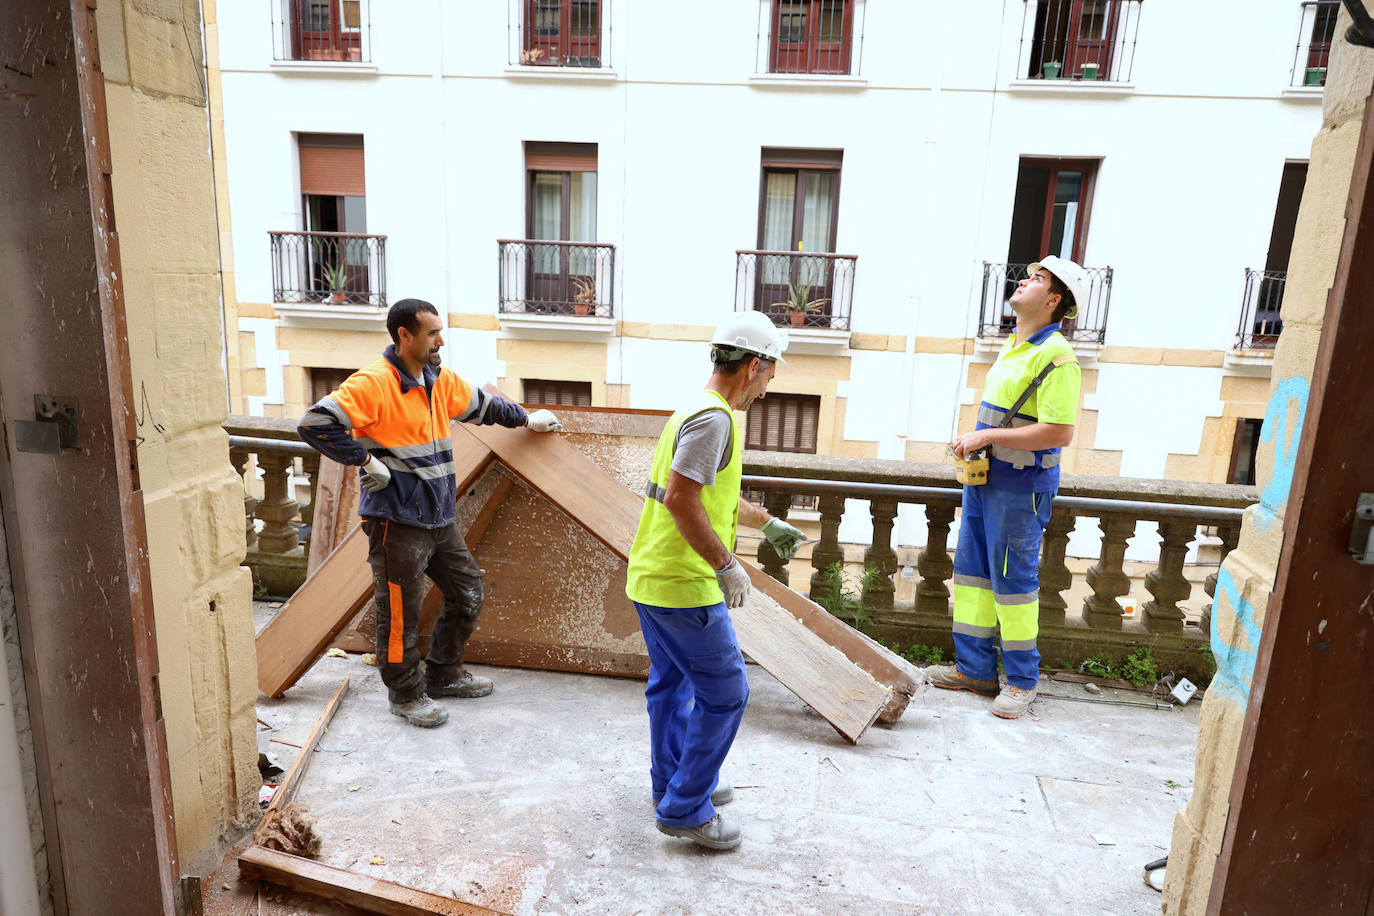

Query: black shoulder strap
[{"left": 999, "top": 362, "right": 1058, "bottom": 429}]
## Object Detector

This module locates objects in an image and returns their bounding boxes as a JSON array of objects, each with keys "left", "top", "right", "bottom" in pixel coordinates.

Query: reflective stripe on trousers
[{"left": 951, "top": 485, "right": 1054, "bottom": 689}]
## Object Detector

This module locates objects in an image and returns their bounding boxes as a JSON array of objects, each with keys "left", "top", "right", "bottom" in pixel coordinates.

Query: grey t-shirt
[{"left": 670, "top": 408, "right": 733, "bottom": 486}]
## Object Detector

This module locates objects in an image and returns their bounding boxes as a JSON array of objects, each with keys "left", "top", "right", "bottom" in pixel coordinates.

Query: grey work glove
[
  {"left": 715, "top": 557, "right": 751, "bottom": 609},
  {"left": 359, "top": 455, "right": 392, "bottom": 493},
  {"left": 527, "top": 408, "right": 563, "bottom": 432},
  {"left": 761, "top": 517, "right": 806, "bottom": 561}
]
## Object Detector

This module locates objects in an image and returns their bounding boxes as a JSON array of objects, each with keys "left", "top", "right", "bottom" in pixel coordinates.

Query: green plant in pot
[
  {"left": 1041, "top": 60, "right": 1062, "bottom": 79},
  {"left": 321, "top": 261, "right": 349, "bottom": 303},
  {"left": 771, "top": 262, "right": 831, "bottom": 328},
  {"left": 1305, "top": 66, "right": 1327, "bottom": 86},
  {"left": 1080, "top": 61, "right": 1099, "bottom": 80}
]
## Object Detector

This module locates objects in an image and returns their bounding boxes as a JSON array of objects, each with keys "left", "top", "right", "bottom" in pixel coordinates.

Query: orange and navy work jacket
[{"left": 297, "top": 344, "right": 527, "bottom": 528}]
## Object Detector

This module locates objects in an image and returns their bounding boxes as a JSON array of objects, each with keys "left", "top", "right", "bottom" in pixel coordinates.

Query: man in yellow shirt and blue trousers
[
  {"left": 929, "top": 256, "right": 1086, "bottom": 719},
  {"left": 625, "top": 311, "right": 805, "bottom": 850}
]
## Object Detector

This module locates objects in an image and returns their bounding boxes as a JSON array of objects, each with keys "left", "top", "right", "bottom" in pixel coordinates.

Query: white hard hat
[
  {"left": 710, "top": 311, "right": 789, "bottom": 366},
  {"left": 1027, "top": 255, "right": 1089, "bottom": 320}
]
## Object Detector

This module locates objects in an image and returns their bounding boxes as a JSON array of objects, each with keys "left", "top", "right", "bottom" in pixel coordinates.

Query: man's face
[
  {"left": 399, "top": 311, "right": 444, "bottom": 368},
  {"left": 1009, "top": 269, "right": 1061, "bottom": 318},
  {"left": 739, "top": 358, "right": 777, "bottom": 411}
]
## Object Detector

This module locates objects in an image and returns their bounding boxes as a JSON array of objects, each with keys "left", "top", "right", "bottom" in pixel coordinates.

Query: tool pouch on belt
[{"left": 954, "top": 361, "right": 1058, "bottom": 487}]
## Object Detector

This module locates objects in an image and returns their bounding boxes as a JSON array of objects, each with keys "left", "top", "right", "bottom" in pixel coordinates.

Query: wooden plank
[
  {"left": 254, "top": 677, "right": 349, "bottom": 846},
  {"left": 257, "top": 439, "right": 495, "bottom": 696},
  {"left": 456, "top": 422, "right": 894, "bottom": 741},
  {"left": 746, "top": 567, "right": 920, "bottom": 723},
  {"left": 238, "top": 846, "right": 505, "bottom": 916}
]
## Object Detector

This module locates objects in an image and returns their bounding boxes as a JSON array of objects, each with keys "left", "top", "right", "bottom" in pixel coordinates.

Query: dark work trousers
[{"left": 362, "top": 519, "right": 484, "bottom": 703}]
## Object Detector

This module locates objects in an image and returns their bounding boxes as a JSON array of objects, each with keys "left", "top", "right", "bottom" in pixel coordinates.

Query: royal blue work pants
[
  {"left": 951, "top": 485, "right": 1054, "bottom": 689},
  {"left": 633, "top": 600, "right": 749, "bottom": 829}
]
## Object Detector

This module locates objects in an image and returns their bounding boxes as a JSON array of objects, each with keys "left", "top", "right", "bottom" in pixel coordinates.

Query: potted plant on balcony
[
  {"left": 321, "top": 261, "right": 348, "bottom": 304},
  {"left": 772, "top": 271, "right": 831, "bottom": 328},
  {"left": 1080, "top": 61, "right": 1100, "bottom": 80},
  {"left": 1305, "top": 66, "right": 1327, "bottom": 86},
  {"left": 1041, "top": 60, "right": 1063, "bottom": 79},
  {"left": 570, "top": 276, "right": 597, "bottom": 316}
]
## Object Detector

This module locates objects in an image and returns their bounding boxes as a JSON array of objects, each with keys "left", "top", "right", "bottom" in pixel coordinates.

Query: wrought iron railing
[
  {"left": 735, "top": 250, "right": 857, "bottom": 331},
  {"left": 754, "top": 0, "right": 868, "bottom": 75},
  {"left": 1017, "top": 0, "right": 1142, "bottom": 82},
  {"left": 269, "top": 231, "right": 386, "bottom": 307},
  {"left": 271, "top": 0, "right": 371, "bottom": 62},
  {"left": 978, "top": 261, "right": 1113, "bottom": 343},
  {"left": 510, "top": 0, "right": 609, "bottom": 67},
  {"left": 1237, "top": 269, "right": 1286, "bottom": 350},
  {"left": 1290, "top": 1, "right": 1339, "bottom": 87},
  {"left": 497, "top": 240, "right": 615, "bottom": 318}
]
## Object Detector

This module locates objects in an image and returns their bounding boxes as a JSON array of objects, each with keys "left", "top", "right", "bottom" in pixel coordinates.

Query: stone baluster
[
  {"left": 757, "top": 490, "right": 793, "bottom": 586},
  {"left": 1142, "top": 517, "right": 1196, "bottom": 633},
  {"left": 1201, "top": 521, "right": 1242, "bottom": 639},
  {"left": 915, "top": 501, "right": 956, "bottom": 617},
  {"left": 808, "top": 495, "right": 846, "bottom": 602},
  {"left": 1037, "top": 506, "right": 1076, "bottom": 627},
  {"left": 862, "top": 500, "right": 899, "bottom": 611},
  {"left": 300, "top": 453, "right": 321, "bottom": 557},
  {"left": 255, "top": 451, "right": 301, "bottom": 554},
  {"left": 1082, "top": 514, "right": 1135, "bottom": 629},
  {"left": 229, "top": 446, "right": 257, "bottom": 552}
]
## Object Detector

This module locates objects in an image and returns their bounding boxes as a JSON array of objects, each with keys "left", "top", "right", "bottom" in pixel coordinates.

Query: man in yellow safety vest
[{"left": 625, "top": 311, "right": 805, "bottom": 850}]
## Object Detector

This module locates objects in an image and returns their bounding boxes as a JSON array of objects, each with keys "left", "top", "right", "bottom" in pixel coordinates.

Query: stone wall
[
  {"left": 95, "top": 0, "right": 259, "bottom": 876},
  {"left": 1162, "top": 15, "right": 1374, "bottom": 912}
]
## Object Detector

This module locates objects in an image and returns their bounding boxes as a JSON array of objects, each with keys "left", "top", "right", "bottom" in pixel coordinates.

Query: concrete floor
[{"left": 214, "top": 604, "right": 1197, "bottom": 915}]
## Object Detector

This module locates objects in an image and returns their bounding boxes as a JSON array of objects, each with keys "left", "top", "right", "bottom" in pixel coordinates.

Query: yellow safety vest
[{"left": 626, "top": 389, "right": 742, "bottom": 608}]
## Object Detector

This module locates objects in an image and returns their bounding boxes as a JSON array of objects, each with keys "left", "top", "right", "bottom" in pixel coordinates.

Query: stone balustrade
[
  {"left": 225, "top": 415, "right": 319, "bottom": 595},
  {"left": 743, "top": 451, "right": 1256, "bottom": 682}
]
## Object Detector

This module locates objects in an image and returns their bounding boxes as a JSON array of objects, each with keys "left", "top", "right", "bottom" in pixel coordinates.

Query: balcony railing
[
  {"left": 1017, "top": 0, "right": 1142, "bottom": 82},
  {"left": 735, "top": 250, "right": 856, "bottom": 331},
  {"left": 753, "top": 0, "right": 868, "bottom": 76},
  {"left": 978, "top": 261, "right": 1112, "bottom": 344},
  {"left": 1237, "top": 269, "right": 1286, "bottom": 350},
  {"left": 1290, "top": 1, "right": 1338, "bottom": 87},
  {"left": 510, "top": 0, "right": 610, "bottom": 68},
  {"left": 271, "top": 0, "right": 371, "bottom": 63},
  {"left": 269, "top": 230, "right": 387, "bottom": 308},
  {"left": 742, "top": 450, "right": 1256, "bottom": 684},
  {"left": 226, "top": 416, "right": 321, "bottom": 595},
  {"left": 498, "top": 240, "right": 615, "bottom": 318}
]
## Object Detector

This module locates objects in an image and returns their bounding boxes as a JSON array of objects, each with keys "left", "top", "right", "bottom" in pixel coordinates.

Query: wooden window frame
[
  {"left": 756, "top": 152, "right": 843, "bottom": 324},
  {"left": 522, "top": 378, "right": 592, "bottom": 407},
  {"left": 523, "top": 0, "right": 603, "bottom": 67},
  {"left": 309, "top": 367, "right": 355, "bottom": 405},
  {"left": 1228, "top": 417, "right": 1264, "bottom": 486},
  {"left": 770, "top": 0, "right": 856, "bottom": 75},
  {"left": 290, "top": 0, "right": 363, "bottom": 62},
  {"left": 745, "top": 393, "right": 822, "bottom": 454}
]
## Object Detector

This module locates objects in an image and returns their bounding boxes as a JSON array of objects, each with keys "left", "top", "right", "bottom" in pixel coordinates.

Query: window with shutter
[
  {"left": 310, "top": 368, "right": 356, "bottom": 405},
  {"left": 744, "top": 393, "right": 821, "bottom": 510},
  {"left": 523, "top": 379, "right": 592, "bottom": 407}
]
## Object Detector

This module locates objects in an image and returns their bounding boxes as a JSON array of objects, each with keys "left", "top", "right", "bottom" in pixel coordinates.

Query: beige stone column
[{"left": 1163, "top": 20, "right": 1374, "bottom": 912}]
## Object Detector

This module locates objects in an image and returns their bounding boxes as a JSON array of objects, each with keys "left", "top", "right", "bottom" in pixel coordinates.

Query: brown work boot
[
  {"left": 656, "top": 814, "right": 742, "bottom": 850},
  {"left": 388, "top": 694, "right": 448, "bottom": 728},
  {"left": 427, "top": 668, "right": 494, "bottom": 698},
  {"left": 925, "top": 664, "right": 999, "bottom": 697}
]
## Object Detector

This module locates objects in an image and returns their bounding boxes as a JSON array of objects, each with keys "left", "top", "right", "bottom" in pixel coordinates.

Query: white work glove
[
  {"left": 761, "top": 517, "right": 806, "bottom": 561},
  {"left": 715, "top": 557, "right": 751, "bottom": 609},
  {"left": 359, "top": 455, "right": 392, "bottom": 493},
  {"left": 527, "top": 409, "right": 563, "bottom": 432}
]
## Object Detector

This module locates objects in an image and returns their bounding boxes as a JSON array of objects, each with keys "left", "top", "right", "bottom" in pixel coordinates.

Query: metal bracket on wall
[
  {"left": 1351, "top": 493, "right": 1374, "bottom": 564},
  {"left": 14, "top": 395, "right": 80, "bottom": 454},
  {"left": 1341, "top": 0, "right": 1374, "bottom": 48}
]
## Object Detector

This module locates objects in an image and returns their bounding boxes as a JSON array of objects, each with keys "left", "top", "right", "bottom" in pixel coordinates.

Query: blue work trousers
[
  {"left": 952, "top": 485, "right": 1054, "bottom": 689},
  {"left": 633, "top": 601, "right": 749, "bottom": 828}
]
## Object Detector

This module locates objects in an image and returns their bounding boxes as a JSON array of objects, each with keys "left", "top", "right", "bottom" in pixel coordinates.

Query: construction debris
[{"left": 257, "top": 802, "right": 321, "bottom": 858}]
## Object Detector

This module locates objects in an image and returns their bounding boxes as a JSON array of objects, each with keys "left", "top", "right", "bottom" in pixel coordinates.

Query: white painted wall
[{"left": 218, "top": 0, "right": 1323, "bottom": 554}]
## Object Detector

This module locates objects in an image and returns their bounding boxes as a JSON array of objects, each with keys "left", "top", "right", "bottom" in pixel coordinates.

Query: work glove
[
  {"left": 761, "top": 517, "right": 806, "bottom": 561},
  {"left": 715, "top": 557, "right": 751, "bottom": 609},
  {"left": 359, "top": 456, "right": 392, "bottom": 493},
  {"left": 527, "top": 409, "right": 563, "bottom": 432}
]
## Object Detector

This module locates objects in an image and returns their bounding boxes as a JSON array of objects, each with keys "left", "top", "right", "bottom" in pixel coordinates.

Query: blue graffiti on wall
[
  {"left": 1254, "top": 376, "right": 1309, "bottom": 531},
  {"left": 1209, "top": 568, "right": 1263, "bottom": 707}
]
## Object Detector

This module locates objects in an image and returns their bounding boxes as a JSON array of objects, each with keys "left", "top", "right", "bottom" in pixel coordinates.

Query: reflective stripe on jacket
[
  {"left": 976, "top": 323, "right": 1081, "bottom": 492},
  {"left": 626, "top": 389, "right": 742, "bottom": 608},
  {"left": 297, "top": 344, "right": 527, "bottom": 528}
]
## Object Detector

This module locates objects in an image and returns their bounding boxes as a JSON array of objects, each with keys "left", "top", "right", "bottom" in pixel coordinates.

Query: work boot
[
  {"left": 426, "top": 668, "right": 494, "bottom": 699},
  {"left": 656, "top": 814, "right": 742, "bottom": 851},
  {"left": 388, "top": 694, "right": 449, "bottom": 728},
  {"left": 990, "top": 685, "right": 1037, "bottom": 719},
  {"left": 926, "top": 664, "right": 999, "bottom": 698},
  {"left": 651, "top": 784, "right": 734, "bottom": 810}
]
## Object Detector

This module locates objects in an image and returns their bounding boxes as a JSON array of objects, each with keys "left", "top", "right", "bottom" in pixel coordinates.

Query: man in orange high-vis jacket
[{"left": 298, "top": 298, "right": 563, "bottom": 727}]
